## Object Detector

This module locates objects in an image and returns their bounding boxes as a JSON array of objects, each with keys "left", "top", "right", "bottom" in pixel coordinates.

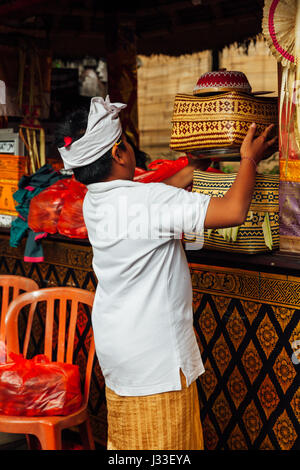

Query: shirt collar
[{"left": 87, "top": 179, "right": 137, "bottom": 193}]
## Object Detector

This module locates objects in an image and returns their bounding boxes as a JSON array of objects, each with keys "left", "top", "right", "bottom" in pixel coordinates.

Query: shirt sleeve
[{"left": 146, "top": 182, "right": 211, "bottom": 239}]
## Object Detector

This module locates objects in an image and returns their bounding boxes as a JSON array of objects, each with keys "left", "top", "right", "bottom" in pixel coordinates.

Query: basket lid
[{"left": 193, "top": 69, "right": 273, "bottom": 96}]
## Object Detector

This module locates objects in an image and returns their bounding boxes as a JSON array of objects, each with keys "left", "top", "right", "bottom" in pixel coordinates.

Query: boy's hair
[{"left": 54, "top": 107, "right": 126, "bottom": 185}]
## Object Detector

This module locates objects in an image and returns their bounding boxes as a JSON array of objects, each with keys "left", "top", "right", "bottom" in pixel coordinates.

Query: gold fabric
[
  {"left": 105, "top": 372, "right": 204, "bottom": 450},
  {"left": 280, "top": 160, "right": 300, "bottom": 182}
]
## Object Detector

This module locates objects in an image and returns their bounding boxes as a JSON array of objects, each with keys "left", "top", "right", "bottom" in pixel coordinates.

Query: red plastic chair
[
  {"left": 0, "top": 275, "right": 39, "bottom": 344},
  {"left": 0, "top": 287, "right": 96, "bottom": 450}
]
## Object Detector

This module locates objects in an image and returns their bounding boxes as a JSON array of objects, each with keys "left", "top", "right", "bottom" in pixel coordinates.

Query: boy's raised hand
[{"left": 240, "top": 123, "right": 277, "bottom": 164}]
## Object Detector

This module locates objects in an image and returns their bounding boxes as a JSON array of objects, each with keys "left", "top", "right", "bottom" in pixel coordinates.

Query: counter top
[
  {"left": 185, "top": 248, "right": 300, "bottom": 275},
  {"left": 1, "top": 227, "right": 300, "bottom": 275}
]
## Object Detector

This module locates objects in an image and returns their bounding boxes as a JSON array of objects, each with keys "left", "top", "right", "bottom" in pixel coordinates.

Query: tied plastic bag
[
  {"left": 57, "top": 179, "right": 87, "bottom": 238},
  {"left": 28, "top": 177, "right": 87, "bottom": 238},
  {"left": 0, "top": 353, "right": 83, "bottom": 416},
  {"left": 134, "top": 157, "right": 188, "bottom": 183},
  {"left": 28, "top": 179, "right": 72, "bottom": 234}
]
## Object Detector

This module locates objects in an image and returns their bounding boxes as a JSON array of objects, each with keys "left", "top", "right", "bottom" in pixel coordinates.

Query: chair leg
[
  {"left": 26, "top": 434, "right": 41, "bottom": 450},
  {"left": 39, "top": 426, "right": 62, "bottom": 450},
  {"left": 78, "top": 420, "right": 95, "bottom": 450}
]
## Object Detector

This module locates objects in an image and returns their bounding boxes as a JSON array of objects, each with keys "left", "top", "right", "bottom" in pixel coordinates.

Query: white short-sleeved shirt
[{"left": 83, "top": 179, "right": 211, "bottom": 396}]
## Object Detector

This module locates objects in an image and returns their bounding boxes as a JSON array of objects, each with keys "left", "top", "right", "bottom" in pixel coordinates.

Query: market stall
[{"left": 0, "top": 0, "right": 299, "bottom": 451}]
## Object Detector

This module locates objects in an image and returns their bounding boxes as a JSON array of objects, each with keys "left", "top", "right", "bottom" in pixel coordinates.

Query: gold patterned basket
[
  {"left": 170, "top": 91, "right": 278, "bottom": 153},
  {"left": 184, "top": 170, "right": 279, "bottom": 254}
]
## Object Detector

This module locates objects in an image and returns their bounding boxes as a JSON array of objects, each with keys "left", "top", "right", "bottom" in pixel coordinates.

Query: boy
[{"left": 57, "top": 96, "right": 276, "bottom": 450}]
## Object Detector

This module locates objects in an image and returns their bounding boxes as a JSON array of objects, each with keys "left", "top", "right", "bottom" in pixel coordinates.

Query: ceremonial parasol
[{"left": 262, "top": 0, "right": 300, "bottom": 163}]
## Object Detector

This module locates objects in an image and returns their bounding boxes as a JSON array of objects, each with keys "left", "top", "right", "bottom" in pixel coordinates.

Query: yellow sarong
[{"left": 105, "top": 371, "right": 204, "bottom": 450}]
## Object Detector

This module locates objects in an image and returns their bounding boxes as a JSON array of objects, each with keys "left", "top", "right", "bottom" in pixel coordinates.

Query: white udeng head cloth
[{"left": 58, "top": 95, "right": 127, "bottom": 170}]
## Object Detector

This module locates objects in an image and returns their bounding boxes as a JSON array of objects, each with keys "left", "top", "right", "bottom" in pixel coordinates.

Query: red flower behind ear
[{"left": 64, "top": 136, "right": 73, "bottom": 147}]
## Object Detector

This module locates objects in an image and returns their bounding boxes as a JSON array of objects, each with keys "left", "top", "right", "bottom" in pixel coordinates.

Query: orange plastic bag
[
  {"left": 134, "top": 157, "right": 188, "bottom": 183},
  {"left": 0, "top": 353, "right": 82, "bottom": 416},
  {"left": 28, "top": 178, "right": 88, "bottom": 238},
  {"left": 28, "top": 179, "right": 72, "bottom": 234},
  {"left": 57, "top": 179, "right": 87, "bottom": 238}
]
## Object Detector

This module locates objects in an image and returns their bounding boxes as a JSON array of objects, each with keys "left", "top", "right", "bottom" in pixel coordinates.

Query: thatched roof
[{"left": 0, "top": 0, "right": 264, "bottom": 57}]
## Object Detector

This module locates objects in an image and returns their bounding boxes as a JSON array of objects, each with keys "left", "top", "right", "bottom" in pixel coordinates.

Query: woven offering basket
[
  {"left": 184, "top": 170, "right": 279, "bottom": 254},
  {"left": 170, "top": 91, "right": 278, "bottom": 154}
]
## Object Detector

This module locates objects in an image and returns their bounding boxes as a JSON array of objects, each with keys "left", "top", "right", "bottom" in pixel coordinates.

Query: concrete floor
[
  {"left": 0, "top": 433, "right": 27, "bottom": 450},
  {"left": 0, "top": 430, "right": 104, "bottom": 450}
]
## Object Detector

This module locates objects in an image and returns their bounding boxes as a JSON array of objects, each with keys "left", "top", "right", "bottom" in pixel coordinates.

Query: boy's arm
[
  {"left": 162, "top": 157, "right": 211, "bottom": 188},
  {"left": 204, "top": 123, "right": 277, "bottom": 229}
]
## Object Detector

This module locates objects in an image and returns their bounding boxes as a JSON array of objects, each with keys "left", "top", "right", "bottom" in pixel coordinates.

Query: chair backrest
[
  {"left": 5, "top": 287, "right": 96, "bottom": 406},
  {"left": 0, "top": 275, "right": 39, "bottom": 342}
]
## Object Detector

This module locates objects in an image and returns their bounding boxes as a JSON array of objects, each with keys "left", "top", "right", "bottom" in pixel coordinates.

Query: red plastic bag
[
  {"left": 57, "top": 179, "right": 88, "bottom": 238},
  {"left": 0, "top": 353, "right": 83, "bottom": 416},
  {"left": 28, "top": 179, "right": 72, "bottom": 234},
  {"left": 28, "top": 177, "right": 88, "bottom": 238},
  {"left": 134, "top": 157, "right": 188, "bottom": 183}
]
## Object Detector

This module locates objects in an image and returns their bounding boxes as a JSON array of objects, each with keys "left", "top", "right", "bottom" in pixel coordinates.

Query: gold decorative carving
[{"left": 190, "top": 263, "right": 300, "bottom": 308}]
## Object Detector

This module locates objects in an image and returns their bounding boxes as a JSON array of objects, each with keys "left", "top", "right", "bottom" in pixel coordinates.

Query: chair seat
[{"left": 0, "top": 405, "right": 89, "bottom": 430}]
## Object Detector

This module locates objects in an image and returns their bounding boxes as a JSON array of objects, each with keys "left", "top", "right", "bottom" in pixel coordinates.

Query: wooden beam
[
  {"left": 136, "top": 16, "right": 260, "bottom": 56},
  {"left": 33, "top": 5, "right": 105, "bottom": 19},
  {"left": 104, "top": 11, "right": 139, "bottom": 145},
  {"left": 0, "top": 0, "right": 46, "bottom": 16},
  {"left": 0, "top": 31, "right": 49, "bottom": 50},
  {"left": 0, "top": 25, "right": 47, "bottom": 39},
  {"left": 137, "top": 12, "right": 261, "bottom": 39},
  {"left": 8, "top": 0, "right": 225, "bottom": 21},
  {"left": 83, "top": 0, "right": 93, "bottom": 32}
]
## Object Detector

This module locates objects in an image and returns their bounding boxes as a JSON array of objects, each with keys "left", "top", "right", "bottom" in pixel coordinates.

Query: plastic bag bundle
[
  {"left": 0, "top": 353, "right": 82, "bottom": 416},
  {"left": 28, "top": 177, "right": 87, "bottom": 238},
  {"left": 57, "top": 180, "right": 88, "bottom": 238},
  {"left": 28, "top": 179, "right": 72, "bottom": 234}
]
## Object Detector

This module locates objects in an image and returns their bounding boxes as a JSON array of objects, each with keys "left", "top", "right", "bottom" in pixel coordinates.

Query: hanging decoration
[
  {"left": 17, "top": 44, "right": 50, "bottom": 174},
  {"left": 263, "top": 0, "right": 300, "bottom": 253},
  {"left": 262, "top": 0, "right": 300, "bottom": 169}
]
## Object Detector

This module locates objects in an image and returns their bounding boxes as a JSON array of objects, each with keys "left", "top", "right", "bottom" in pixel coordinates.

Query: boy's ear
[{"left": 111, "top": 145, "right": 122, "bottom": 163}]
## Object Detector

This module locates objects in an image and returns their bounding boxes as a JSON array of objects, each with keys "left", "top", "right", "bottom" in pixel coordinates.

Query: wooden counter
[{"left": 0, "top": 228, "right": 299, "bottom": 450}]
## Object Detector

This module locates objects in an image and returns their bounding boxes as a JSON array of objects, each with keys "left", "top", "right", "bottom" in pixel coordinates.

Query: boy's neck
[{"left": 101, "top": 172, "right": 134, "bottom": 183}]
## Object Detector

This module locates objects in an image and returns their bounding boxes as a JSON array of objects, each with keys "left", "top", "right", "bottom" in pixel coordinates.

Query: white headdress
[{"left": 58, "top": 95, "right": 127, "bottom": 169}]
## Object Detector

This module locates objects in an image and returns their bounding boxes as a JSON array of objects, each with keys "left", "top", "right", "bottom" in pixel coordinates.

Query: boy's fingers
[
  {"left": 261, "top": 124, "right": 275, "bottom": 141},
  {"left": 243, "top": 123, "right": 257, "bottom": 143},
  {"left": 266, "top": 135, "right": 278, "bottom": 147}
]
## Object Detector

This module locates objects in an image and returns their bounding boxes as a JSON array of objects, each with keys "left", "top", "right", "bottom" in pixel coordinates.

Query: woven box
[
  {"left": 170, "top": 91, "right": 278, "bottom": 152},
  {"left": 0, "top": 178, "right": 19, "bottom": 216},
  {"left": 184, "top": 170, "right": 279, "bottom": 254},
  {"left": 0, "top": 155, "right": 27, "bottom": 216},
  {"left": 0, "top": 154, "right": 27, "bottom": 180}
]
